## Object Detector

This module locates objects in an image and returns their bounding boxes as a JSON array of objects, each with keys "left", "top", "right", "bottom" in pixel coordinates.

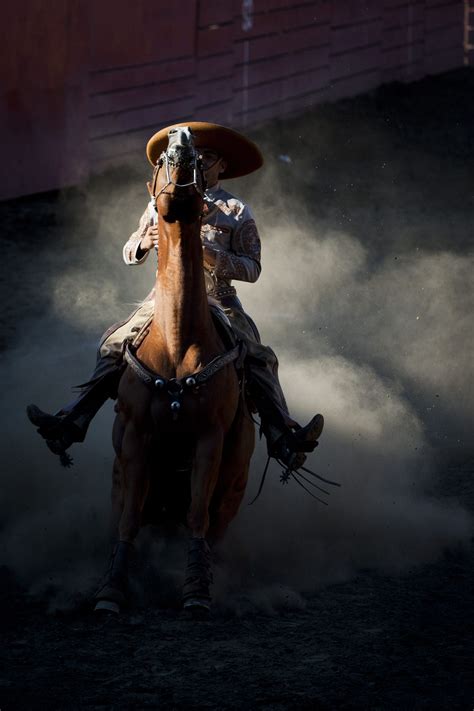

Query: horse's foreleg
[
  {"left": 110, "top": 457, "right": 123, "bottom": 541},
  {"left": 208, "top": 410, "right": 255, "bottom": 544},
  {"left": 109, "top": 412, "right": 126, "bottom": 541},
  {"left": 94, "top": 540, "right": 133, "bottom": 613},
  {"left": 199, "top": 402, "right": 254, "bottom": 622},
  {"left": 183, "top": 429, "right": 224, "bottom": 611},
  {"left": 95, "top": 422, "right": 149, "bottom": 613},
  {"left": 187, "top": 429, "right": 224, "bottom": 537},
  {"left": 118, "top": 424, "right": 150, "bottom": 543}
]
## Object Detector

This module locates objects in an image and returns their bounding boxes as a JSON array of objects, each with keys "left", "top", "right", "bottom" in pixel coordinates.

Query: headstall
[{"left": 151, "top": 150, "right": 206, "bottom": 205}]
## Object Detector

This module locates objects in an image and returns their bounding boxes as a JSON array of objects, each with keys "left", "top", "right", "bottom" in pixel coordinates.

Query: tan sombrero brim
[{"left": 146, "top": 121, "right": 263, "bottom": 180}]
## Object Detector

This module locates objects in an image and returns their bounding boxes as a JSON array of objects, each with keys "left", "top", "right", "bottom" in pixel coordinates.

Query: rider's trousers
[{"left": 59, "top": 297, "right": 296, "bottom": 449}]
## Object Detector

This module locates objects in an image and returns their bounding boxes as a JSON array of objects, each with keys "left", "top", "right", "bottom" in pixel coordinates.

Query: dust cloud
[
  {"left": 0, "top": 106, "right": 473, "bottom": 613},
  {"left": 215, "top": 213, "right": 473, "bottom": 611}
]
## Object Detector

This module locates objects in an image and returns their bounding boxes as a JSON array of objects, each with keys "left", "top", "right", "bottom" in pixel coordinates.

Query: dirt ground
[{"left": 1, "top": 69, "right": 473, "bottom": 710}]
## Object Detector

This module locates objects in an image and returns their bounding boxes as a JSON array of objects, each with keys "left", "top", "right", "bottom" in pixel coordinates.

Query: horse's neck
[{"left": 152, "top": 216, "right": 215, "bottom": 369}]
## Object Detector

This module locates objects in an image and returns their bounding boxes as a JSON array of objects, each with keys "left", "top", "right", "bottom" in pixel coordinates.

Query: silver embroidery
[{"left": 232, "top": 219, "right": 261, "bottom": 262}]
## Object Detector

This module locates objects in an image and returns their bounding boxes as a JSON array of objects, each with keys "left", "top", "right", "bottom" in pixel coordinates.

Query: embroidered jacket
[{"left": 122, "top": 184, "right": 261, "bottom": 298}]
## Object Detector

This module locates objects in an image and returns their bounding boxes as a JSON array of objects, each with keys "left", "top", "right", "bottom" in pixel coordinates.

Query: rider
[{"left": 27, "top": 122, "right": 323, "bottom": 470}]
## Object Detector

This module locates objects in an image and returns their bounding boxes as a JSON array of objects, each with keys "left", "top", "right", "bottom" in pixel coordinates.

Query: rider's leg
[
  {"left": 27, "top": 356, "right": 123, "bottom": 446},
  {"left": 26, "top": 300, "right": 155, "bottom": 451},
  {"left": 221, "top": 299, "right": 324, "bottom": 468},
  {"left": 244, "top": 341, "right": 324, "bottom": 465}
]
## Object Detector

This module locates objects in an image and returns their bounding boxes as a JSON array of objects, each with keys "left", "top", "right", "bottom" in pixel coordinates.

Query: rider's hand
[
  {"left": 139, "top": 225, "right": 159, "bottom": 252},
  {"left": 203, "top": 244, "right": 217, "bottom": 267}
]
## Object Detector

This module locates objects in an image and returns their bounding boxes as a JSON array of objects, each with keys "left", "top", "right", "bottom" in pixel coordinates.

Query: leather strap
[
  {"left": 124, "top": 343, "right": 156, "bottom": 386},
  {"left": 124, "top": 341, "right": 242, "bottom": 391}
]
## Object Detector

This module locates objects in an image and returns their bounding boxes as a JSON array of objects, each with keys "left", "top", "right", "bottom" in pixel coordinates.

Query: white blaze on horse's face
[
  {"left": 154, "top": 126, "right": 205, "bottom": 210},
  {"left": 167, "top": 126, "right": 196, "bottom": 161}
]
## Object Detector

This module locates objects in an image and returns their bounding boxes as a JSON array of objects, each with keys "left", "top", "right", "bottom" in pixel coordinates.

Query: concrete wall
[{"left": 1, "top": 0, "right": 467, "bottom": 200}]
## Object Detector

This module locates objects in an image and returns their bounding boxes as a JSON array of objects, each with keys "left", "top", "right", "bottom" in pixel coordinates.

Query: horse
[{"left": 94, "top": 127, "right": 255, "bottom": 614}]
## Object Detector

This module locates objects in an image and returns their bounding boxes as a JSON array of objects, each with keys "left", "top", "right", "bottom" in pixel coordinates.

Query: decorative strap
[
  {"left": 124, "top": 340, "right": 243, "bottom": 416},
  {"left": 124, "top": 342, "right": 156, "bottom": 386},
  {"left": 193, "top": 344, "right": 241, "bottom": 385}
]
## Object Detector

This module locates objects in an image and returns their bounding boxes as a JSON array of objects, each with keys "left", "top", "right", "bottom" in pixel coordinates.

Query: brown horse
[{"left": 94, "top": 127, "right": 255, "bottom": 614}]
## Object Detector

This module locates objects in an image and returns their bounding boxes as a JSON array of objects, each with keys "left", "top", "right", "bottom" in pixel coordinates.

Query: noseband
[{"left": 151, "top": 150, "right": 206, "bottom": 205}]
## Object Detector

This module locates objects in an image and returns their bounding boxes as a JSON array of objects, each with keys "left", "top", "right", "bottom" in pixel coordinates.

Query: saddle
[{"left": 131, "top": 301, "right": 237, "bottom": 352}]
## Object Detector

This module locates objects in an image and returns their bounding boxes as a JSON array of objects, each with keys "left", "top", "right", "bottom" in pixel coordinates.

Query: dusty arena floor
[{"left": 1, "top": 69, "right": 473, "bottom": 709}]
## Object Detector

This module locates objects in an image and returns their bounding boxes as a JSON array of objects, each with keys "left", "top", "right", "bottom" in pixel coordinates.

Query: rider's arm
[
  {"left": 209, "top": 206, "right": 261, "bottom": 283},
  {"left": 123, "top": 209, "right": 153, "bottom": 265}
]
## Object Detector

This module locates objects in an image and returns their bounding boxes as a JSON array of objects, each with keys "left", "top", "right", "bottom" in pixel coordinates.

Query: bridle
[{"left": 150, "top": 148, "right": 207, "bottom": 206}]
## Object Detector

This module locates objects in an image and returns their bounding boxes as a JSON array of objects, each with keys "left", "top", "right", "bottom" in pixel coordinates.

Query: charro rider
[{"left": 27, "top": 122, "right": 323, "bottom": 470}]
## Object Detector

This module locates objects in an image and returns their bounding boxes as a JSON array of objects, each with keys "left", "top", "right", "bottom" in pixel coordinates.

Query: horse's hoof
[
  {"left": 94, "top": 599, "right": 121, "bottom": 614},
  {"left": 183, "top": 598, "right": 211, "bottom": 619}
]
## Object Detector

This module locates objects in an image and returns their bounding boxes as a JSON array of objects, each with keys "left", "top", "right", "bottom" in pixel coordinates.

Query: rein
[{"left": 124, "top": 341, "right": 245, "bottom": 420}]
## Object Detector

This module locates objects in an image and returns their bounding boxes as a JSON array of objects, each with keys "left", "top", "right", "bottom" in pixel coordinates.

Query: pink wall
[
  {"left": 1, "top": 1, "right": 88, "bottom": 199},
  {"left": 1, "top": 0, "right": 467, "bottom": 200}
]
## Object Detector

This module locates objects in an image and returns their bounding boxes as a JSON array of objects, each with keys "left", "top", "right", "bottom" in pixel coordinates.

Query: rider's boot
[
  {"left": 26, "top": 403, "right": 97, "bottom": 453},
  {"left": 26, "top": 369, "right": 122, "bottom": 461},
  {"left": 244, "top": 368, "right": 324, "bottom": 471},
  {"left": 268, "top": 414, "right": 324, "bottom": 470}
]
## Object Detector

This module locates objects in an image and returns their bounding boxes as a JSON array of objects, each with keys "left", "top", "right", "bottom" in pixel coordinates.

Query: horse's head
[{"left": 149, "top": 126, "right": 205, "bottom": 223}]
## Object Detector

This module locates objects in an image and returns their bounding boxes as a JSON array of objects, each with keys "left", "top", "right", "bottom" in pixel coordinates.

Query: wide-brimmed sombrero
[{"left": 146, "top": 121, "right": 263, "bottom": 179}]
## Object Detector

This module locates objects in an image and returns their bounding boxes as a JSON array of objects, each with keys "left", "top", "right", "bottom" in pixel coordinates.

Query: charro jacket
[{"left": 122, "top": 183, "right": 261, "bottom": 299}]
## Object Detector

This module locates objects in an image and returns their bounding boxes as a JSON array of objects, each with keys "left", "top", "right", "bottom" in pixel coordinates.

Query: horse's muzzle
[{"left": 167, "top": 127, "right": 196, "bottom": 166}]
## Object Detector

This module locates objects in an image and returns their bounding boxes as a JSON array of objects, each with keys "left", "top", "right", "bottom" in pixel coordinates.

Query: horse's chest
[{"left": 149, "top": 389, "right": 215, "bottom": 432}]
